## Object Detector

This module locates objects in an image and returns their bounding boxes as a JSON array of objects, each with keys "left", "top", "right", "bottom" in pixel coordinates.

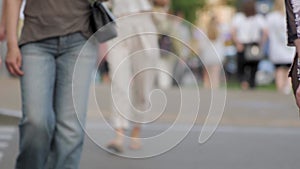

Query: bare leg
[
  {"left": 276, "top": 67, "right": 291, "bottom": 94},
  {"left": 210, "top": 65, "right": 221, "bottom": 88},
  {"left": 282, "top": 68, "right": 292, "bottom": 94},
  {"left": 107, "top": 128, "right": 125, "bottom": 153},
  {"left": 276, "top": 67, "right": 286, "bottom": 93},
  {"left": 204, "top": 65, "right": 221, "bottom": 89},
  {"left": 129, "top": 124, "right": 142, "bottom": 150},
  {"left": 203, "top": 68, "right": 210, "bottom": 89},
  {"left": 241, "top": 81, "right": 249, "bottom": 90}
]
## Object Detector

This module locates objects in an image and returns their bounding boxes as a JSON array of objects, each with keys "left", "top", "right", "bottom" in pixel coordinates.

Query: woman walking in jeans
[{"left": 5, "top": 0, "right": 102, "bottom": 168}]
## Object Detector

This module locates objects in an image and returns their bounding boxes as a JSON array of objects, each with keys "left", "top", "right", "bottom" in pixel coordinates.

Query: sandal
[
  {"left": 107, "top": 142, "right": 124, "bottom": 153},
  {"left": 129, "top": 138, "right": 142, "bottom": 150}
]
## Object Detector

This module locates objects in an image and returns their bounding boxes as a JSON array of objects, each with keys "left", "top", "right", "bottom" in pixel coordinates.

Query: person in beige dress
[{"left": 106, "top": 0, "right": 160, "bottom": 153}]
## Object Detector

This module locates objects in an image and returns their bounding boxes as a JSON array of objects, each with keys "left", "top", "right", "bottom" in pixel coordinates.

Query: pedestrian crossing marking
[
  {"left": 0, "top": 125, "right": 17, "bottom": 163},
  {"left": 0, "top": 134, "right": 13, "bottom": 140},
  {"left": 0, "top": 126, "right": 16, "bottom": 133},
  {"left": 0, "top": 142, "right": 8, "bottom": 149}
]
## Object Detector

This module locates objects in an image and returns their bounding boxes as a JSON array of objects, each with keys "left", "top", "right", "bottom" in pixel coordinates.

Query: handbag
[
  {"left": 158, "top": 35, "right": 174, "bottom": 57},
  {"left": 90, "top": 0, "right": 117, "bottom": 43},
  {"left": 244, "top": 43, "right": 264, "bottom": 62}
]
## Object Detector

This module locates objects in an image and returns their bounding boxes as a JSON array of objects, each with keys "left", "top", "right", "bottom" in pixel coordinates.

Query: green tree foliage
[
  {"left": 170, "top": 0, "right": 206, "bottom": 23},
  {"left": 226, "top": 0, "right": 238, "bottom": 7}
]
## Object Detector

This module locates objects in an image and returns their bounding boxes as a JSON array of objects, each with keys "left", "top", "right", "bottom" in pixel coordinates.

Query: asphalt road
[
  {"left": 0, "top": 78, "right": 300, "bottom": 169},
  {"left": 1, "top": 121, "right": 300, "bottom": 169},
  {"left": 80, "top": 124, "right": 300, "bottom": 169}
]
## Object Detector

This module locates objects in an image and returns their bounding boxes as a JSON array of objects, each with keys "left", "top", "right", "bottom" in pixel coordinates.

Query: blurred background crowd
[{"left": 0, "top": 0, "right": 294, "bottom": 94}]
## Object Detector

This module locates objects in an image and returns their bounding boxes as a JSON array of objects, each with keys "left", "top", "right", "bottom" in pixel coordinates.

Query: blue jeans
[{"left": 16, "top": 32, "right": 98, "bottom": 169}]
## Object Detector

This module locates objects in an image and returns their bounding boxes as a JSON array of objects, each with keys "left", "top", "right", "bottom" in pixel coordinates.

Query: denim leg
[
  {"left": 16, "top": 43, "right": 56, "bottom": 169},
  {"left": 49, "top": 36, "right": 98, "bottom": 169}
]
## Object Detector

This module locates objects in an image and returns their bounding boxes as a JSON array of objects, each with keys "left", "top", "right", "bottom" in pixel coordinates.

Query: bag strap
[
  {"left": 89, "top": 0, "right": 107, "bottom": 4},
  {"left": 91, "top": 0, "right": 116, "bottom": 22}
]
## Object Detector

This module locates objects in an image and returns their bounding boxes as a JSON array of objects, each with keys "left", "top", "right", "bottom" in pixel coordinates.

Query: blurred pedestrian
[
  {"left": 200, "top": 14, "right": 225, "bottom": 89},
  {"left": 267, "top": 0, "right": 295, "bottom": 94},
  {"left": 285, "top": 0, "right": 300, "bottom": 110},
  {"left": 172, "top": 11, "right": 193, "bottom": 86},
  {"left": 231, "top": 0, "right": 268, "bottom": 89},
  {"left": 98, "top": 43, "right": 110, "bottom": 84},
  {"left": 152, "top": 0, "right": 175, "bottom": 89},
  {"left": 5, "top": 0, "right": 102, "bottom": 168},
  {"left": 106, "top": 0, "right": 159, "bottom": 153}
]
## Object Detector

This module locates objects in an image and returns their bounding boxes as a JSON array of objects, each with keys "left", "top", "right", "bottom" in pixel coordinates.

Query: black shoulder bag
[{"left": 90, "top": 0, "right": 118, "bottom": 43}]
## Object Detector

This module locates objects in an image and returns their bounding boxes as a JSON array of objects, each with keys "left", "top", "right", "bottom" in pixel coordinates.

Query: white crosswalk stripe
[
  {"left": 0, "top": 142, "right": 8, "bottom": 149},
  {"left": 0, "top": 134, "right": 13, "bottom": 140},
  {"left": 0, "top": 127, "right": 17, "bottom": 133},
  {"left": 0, "top": 126, "right": 17, "bottom": 162}
]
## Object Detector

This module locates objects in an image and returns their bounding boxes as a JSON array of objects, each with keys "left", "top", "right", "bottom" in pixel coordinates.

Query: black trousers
[{"left": 237, "top": 51, "right": 259, "bottom": 88}]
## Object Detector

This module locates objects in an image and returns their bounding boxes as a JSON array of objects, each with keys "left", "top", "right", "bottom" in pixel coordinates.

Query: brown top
[{"left": 19, "top": 0, "right": 92, "bottom": 45}]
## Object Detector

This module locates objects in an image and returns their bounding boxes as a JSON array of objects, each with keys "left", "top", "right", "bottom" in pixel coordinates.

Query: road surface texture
[{"left": 0, "top": 77, "right": 299, "bottom": 169}]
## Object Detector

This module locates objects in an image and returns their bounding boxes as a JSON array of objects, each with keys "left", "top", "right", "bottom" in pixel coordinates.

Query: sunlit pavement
[{"left": 1, "top": 78, "right": 300, "bottom": 169}]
